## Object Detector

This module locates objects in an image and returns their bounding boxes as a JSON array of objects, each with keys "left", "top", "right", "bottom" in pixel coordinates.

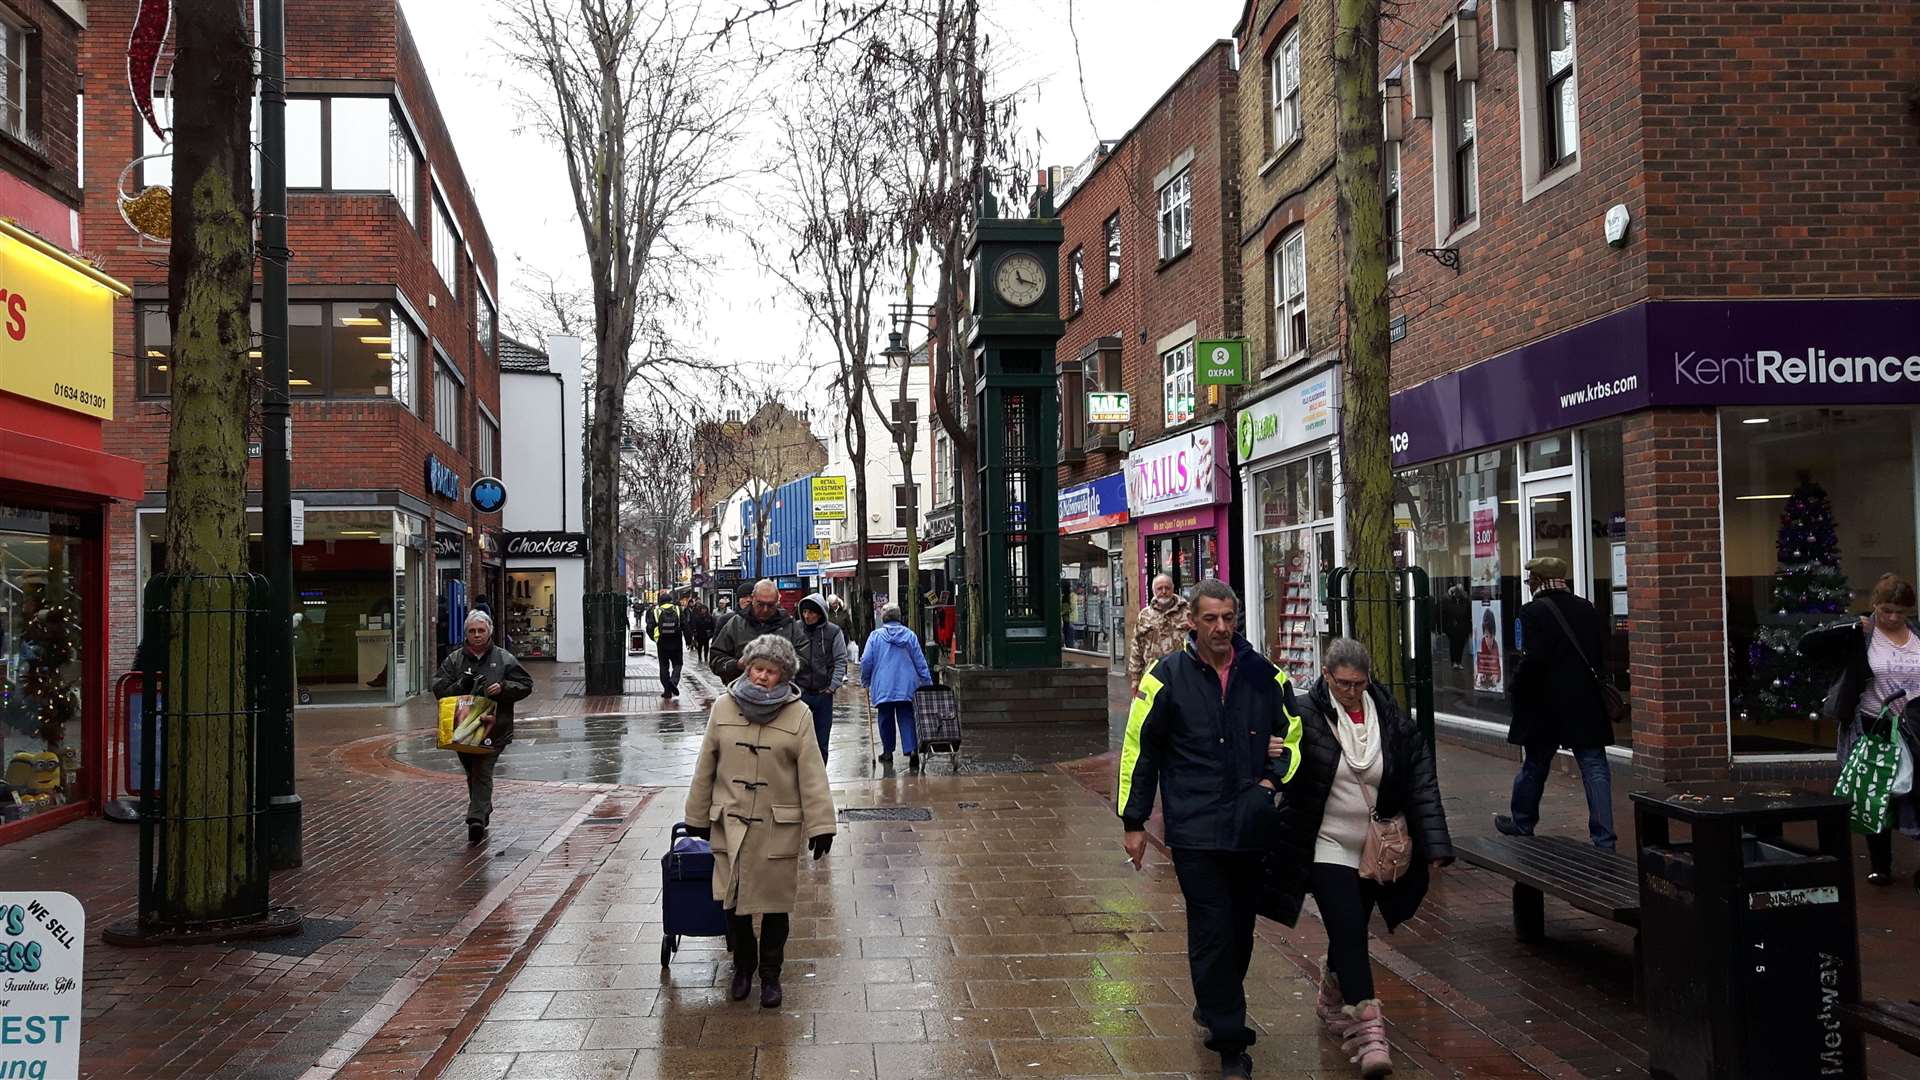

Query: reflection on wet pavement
[{"left": 393, "top": 656, "right": 1119, "bottom": 786}]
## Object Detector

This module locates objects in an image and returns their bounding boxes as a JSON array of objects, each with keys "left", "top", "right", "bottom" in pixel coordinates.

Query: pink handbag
[{"left": 1351, "top": 756, "right": 1412, "bottom": 883}]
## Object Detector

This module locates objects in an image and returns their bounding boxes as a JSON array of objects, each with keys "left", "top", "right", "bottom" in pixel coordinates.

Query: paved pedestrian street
[{"left": 7, "top": 653, "right": 1918, "bottom": 1079}]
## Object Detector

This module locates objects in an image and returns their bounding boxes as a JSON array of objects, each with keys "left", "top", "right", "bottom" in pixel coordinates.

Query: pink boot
[
  {"left": 1338, "top": 999, "right": 1393, "bottom": 1078},
  {"left": 1314, "top": 960, "right": 1345, "bottom": 1034}
]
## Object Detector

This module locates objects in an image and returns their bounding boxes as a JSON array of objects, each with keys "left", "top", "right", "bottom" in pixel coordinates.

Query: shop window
[
  {"left": 1146, "top": 532, "right": 1217, "bottom": 596},
  {"left": 1396, "top": 449, "right": 1521, "bottom": 726},
  {"left": 0, "top": 506, "right": 91, "bottom": 825},
  {"left": 506, "top": 569, "right": 557, "bottom": 659},
  {"left": 1724, "top": 407, "right": 1917, "bottom": 755},
  {"left": 1524, "top": 433, "right": 1572, "bottom": 473},
  {"left": 1162, "top": 340, "right": 1195, "bottom": 426},
  {"left": 1157, "top": 168, "right": 1191, "bottom": 261},
  {"left": 1254, "top": 450, "right": 1336, "bottom": 680},
  {"left": 1581, "top": 423, "right": 1631, "bottom": 744}
]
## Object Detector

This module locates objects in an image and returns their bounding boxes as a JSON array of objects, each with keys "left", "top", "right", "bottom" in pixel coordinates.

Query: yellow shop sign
[{"left": 0, "top": 221, "right": 130, "bottom": 419}]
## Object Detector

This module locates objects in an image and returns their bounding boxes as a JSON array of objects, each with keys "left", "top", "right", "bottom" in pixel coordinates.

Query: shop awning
[
  {"left": 1059, "top": 533, "right": 1111, "bottom": 567},
  {"left": 0, "top": 426, "right": 143, "bottom": 502},
  {"left": 917, "top": 536, "right": 955, "bottom": 569},
  {"left": 824, "top": 562, "right": 857, "bottom": 580}
]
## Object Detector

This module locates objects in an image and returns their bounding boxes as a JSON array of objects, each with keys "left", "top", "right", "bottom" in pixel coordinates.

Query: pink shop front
[{"left": 1125, "top": 423, "right": 1234, "bottom": 598}]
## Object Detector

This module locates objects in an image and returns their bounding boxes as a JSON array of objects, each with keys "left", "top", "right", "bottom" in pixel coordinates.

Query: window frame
[
  {"left": 135, "top": 298, "right": 420, "bottom": 404},
  {"left": 0, "top": 16, "right": 30, "bottom": 142},
  {"left": 1157, "top": 168, "right": 1192, "bottom": 261},
  {"left": 474, "top": 274, "right": 495, "bottom": 361},
  {"left": 1059, "top": 358, "right": 1086, "bottom": 459},
  {"left": 1385, "top": 138, "right": 1404, "bottom": 274},
  {"left": 1446, "top": 66, "right": 1478, "bottom": 227},
  {"left": 892, "top": 483, "right": 920, "bottom": 530},
  {"left": 477, "top": 405, "right": 499, "bottom": 479},
  {"left": 1104, "top": 212, "right": 1121, "bottom": 285},
  {"left": 1161, "top": 339, "right": 1196, "bottom": 427},
  {"left": 1272, "top": 228, "right": 1308, "bottom": 366},
  {"left": 432, "top": 351, "right": 463, "bottom": 451},
  {"left": 1515, "top": 0, "right": 1581, "bottom": 198},
  {"left": 431, "top": 191, "right": 459, "bottom": 291},
  {"left": 1538, "top": 1, "right": 1576, "bottom": 170},
  {"left": 1270, "top": 24, "right": 1302, "bottom": 153}
]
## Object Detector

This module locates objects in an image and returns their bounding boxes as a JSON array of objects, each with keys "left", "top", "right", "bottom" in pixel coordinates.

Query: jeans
[
  {"left": 1171, "top": 848, "right": 1263, "bottom": 1056},
  {"left": 1309, "top": 863, "right": 1380, "bottom": 1004},
  {"left": 458, "top": 750, "right": 498, "bottom": 825},
  {"left": 801, "top": 691, "right": 834, "bottom": 764},
  {"left": 657, "top": 638, "right": 683, "bottom": 696},
  {"left": 1510, "top": 742, "right": 1616, "bottom": 850},
  {"left": 876, "top": 700, "right": 918, "bottom": 755}
]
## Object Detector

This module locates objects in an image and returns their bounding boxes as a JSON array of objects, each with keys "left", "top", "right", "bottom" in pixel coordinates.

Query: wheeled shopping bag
[
  {"left": 660, "top": 821, "right": 728, "bottom": 966},
  {"left": 912, "top": 682, "right": 963, "bottom": 770}
]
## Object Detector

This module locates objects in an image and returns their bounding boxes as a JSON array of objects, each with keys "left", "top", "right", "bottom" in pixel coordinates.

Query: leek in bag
[{"left": 437, "top": 694, "right": 499, "bottom": 754}]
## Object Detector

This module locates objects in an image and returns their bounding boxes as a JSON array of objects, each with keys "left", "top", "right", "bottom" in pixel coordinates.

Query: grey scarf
[{"left": 729, "top": 678, "right": 800, "bottom": 724}]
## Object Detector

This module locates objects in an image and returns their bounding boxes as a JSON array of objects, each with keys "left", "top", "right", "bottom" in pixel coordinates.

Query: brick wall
[
  {"left": 0, "top": 0, "right": 81, "bottom": 214},
  {"left": 1380, "top": 0, "right": 1649, "bottom": 391},
  {"left": 1640, "top": 1, "right": 1920, "bottom": 297},
  {"left": 79, "top": 0, "right": 505, "bottom": 670},
  {"left": 1054, "top": 39, "right": 1239, "bottom": 492},
  {"left": 1623, "top": 409, "right": 1726, "bottom": 782}
]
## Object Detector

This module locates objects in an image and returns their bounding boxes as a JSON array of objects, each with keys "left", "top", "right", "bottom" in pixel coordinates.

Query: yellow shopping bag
[{"left": 437, "top": 695, "right": 499, "bottom": 754}]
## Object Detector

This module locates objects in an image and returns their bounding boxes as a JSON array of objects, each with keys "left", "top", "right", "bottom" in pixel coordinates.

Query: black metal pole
[{"left": 258, "top": 0, "right": 302, "bottom": 869}]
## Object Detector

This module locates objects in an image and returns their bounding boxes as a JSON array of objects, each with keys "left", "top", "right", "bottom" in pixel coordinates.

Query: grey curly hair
[{"left": 739, "top": 633, "right": 799, "bottom": 679}]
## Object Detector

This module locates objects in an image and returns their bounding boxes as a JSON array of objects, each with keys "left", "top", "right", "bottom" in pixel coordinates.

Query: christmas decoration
[
  {"left": 16, "top": 598, "right": 80, "bottom": 747},
  {"left": 128, "top": 0, "right": 172, "bottom": 140},
  {"left": 1745, "top": 480, "right": 1850, "bottom": 722}
]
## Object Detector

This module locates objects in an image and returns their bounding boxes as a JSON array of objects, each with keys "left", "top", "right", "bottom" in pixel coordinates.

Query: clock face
[{"left": 993, "top": 252, "right": 1047, "bottom": 308}]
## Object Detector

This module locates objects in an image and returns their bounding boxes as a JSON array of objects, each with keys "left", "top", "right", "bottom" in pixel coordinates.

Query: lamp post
[{"left": 258, "top": 0, "right": 302, "bottom": 869}]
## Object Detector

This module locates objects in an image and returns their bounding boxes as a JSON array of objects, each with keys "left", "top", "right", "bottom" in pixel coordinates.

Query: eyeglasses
[{"left": 1328, "top": 676, "right": 1369, "bottom": 692}]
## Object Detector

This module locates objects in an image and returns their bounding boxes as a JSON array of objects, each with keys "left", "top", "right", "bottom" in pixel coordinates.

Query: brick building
[
  {"left": 81, "top": 0, "right": 507, "bottom": 706},
  {"left": 1053, "top": 39, "right": 1240, "bottom": 668},
  {"left": 0, "top": 0, "right": 146, "bottom": 843},
  {"left": 1228, "top": 0, "right": 1349, "bottom": 683},
  {"left": 1373, "top": 0, "right": 1920, "bottom": 780}
]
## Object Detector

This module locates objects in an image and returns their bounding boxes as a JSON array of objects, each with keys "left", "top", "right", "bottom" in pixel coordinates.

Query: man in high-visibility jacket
[
  {"left": 1117, "top": 578, "right": 1301, "bottom": 1080},
  {"left": 647, "top": 591, "right": 685, "bottom": 698}
]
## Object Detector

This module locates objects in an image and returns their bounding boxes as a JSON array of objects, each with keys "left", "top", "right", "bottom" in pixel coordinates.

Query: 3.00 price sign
[{"left": 0, "top": 893, "right": 82, "bottom": 1080}]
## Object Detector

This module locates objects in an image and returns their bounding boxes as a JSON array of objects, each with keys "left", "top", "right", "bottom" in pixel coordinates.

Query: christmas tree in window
[{"left": 1747, "top": 480, "right": 1850, "bottom": 722}]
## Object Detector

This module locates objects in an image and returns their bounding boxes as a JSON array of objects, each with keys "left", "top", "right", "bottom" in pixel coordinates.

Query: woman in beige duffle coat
[{"left": 685, "top": 633, "right": 837, "bottom": 1008}]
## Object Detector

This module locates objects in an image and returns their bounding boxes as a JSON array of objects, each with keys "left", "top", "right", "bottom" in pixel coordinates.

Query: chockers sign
[
  {"left": 0, "top": 223, "right": 130, "bottom": 420},
  {"left": 0, "top": 892, "right": 83, "bottom": 1080},
  {"left": 505, "top": 532, "right": 588, "bottom": 558}
]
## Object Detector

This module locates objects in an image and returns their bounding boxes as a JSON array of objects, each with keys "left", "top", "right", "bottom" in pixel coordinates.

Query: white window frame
[
  {"left": 389, "top": 112, "right": 419, "bottom": 222},
  {"left": 477, "top": 406, "right": 499, "bottom": 478},
  {"left": 1157, "top": 168, "right": 1192, "bottom": 260},
  {"left": 1426, "top": 52, "right": 1481, "bottom": 245},
  {"left": 1516, "top": 0, "right": 1581, "bottom": 199},
  {"left": 1270, "top": 25, "right": 1302, "bottom": 153},
  {"left": 1161, "top": 340, "right": 1196, "bottom": 427},
  {"left": 1386, "top": 139, "right": 1404, "bottom": 274},
  {"left": 431, "top": 191, "right": 458, "bottom": 291},
  {"left": 1104, "top": 212, "right": 1121, "bottom": 285},
  {"left": 0, "top": 16, "right": 27, "bottom": 142},
  {"left": 1068, "top": 247, "right": 1084, "bottom": 315},
  {"left": 1272, "top": 228, "right": 1308, "bottom": 365},
  {"left": 390, "top": 311, "right": 420, "bottom": 413},
  {"left": 893, "top": 483, "right": 920, "bottom": 530}
]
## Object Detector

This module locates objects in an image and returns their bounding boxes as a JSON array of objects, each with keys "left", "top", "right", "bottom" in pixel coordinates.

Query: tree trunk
[
  {"left": 1333, "top": 0, "right": 1400, "bottom": 689},
  {"left": 160, "top": 0, "right": 259, "bottom": 922}
]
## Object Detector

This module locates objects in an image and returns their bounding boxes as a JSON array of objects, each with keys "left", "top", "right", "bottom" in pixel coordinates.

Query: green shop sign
[{"left": 1196, "top": 339, "right": 1247, "bottom": 386}]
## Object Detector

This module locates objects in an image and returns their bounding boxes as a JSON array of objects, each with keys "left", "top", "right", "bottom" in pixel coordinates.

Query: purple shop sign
[{"left": 1390, "top": 299, "right": 1920, "bottom": 467}]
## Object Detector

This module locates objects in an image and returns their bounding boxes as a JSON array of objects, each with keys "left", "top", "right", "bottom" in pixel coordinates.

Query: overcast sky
[{"left": 399, "top": 0, "right": 1243, "bottom": 409}]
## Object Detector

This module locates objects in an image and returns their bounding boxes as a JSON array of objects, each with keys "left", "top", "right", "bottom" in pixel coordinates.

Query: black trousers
[
  {"left": 658, "top": 638, "right": 683, "bottom": 695},
  {"left": 1867, "top": 828, "right": 1895, "bottom": 875},
  {"left": 1308, "top": 862, "right": 1381, "bottom": 1005},
  {"left": 1171, "top": 847, "right": 1262, "bottom": 1056},
  {"left": 725, "top": 911, "right": 790, "bottom": 971}
]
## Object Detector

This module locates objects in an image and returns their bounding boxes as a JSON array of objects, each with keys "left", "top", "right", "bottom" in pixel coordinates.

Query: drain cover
[
  {"left": 838, "top": 807, "right": 934, "bottom": 822},
  {"left": 581, "top": 816, "right": 625, "bottom": 826}
]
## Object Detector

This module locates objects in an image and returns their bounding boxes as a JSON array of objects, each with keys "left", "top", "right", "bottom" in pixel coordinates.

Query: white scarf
[{"left": 1327, "top": 687, "right": 1381, "bottom": 772}]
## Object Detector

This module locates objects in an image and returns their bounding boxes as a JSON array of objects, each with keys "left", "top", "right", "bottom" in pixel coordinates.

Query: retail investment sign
[{"left": 0, "top": 222, "right": 130, "bottom": 419}]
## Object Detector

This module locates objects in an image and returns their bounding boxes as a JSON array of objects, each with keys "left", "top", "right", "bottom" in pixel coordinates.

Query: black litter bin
[{"left": 1633, "top": 785, "right": 1861, "bottom": 1080}]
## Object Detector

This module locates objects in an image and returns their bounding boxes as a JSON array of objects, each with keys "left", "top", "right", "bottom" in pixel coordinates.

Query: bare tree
[
  {"left": 619, "top": 411, "right": 697, "bottom": 595},
  {"left": 690, "top": 394, "right": 827, "bottom": 583},
  {"left": 501, "top": 0, "right": 749, "bottom": 691}
]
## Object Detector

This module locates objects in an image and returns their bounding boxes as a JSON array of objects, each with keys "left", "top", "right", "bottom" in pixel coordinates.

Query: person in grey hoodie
[
  {"left": 860, "top": 604, "right": 934, "bottom": 771},
  {"left": 794, "top": 593, "right": 850, "bottom": 763}
]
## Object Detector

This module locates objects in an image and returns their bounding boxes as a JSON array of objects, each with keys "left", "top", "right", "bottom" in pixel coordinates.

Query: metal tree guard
[{"left": 1323, "top": 566, "right": 1436, "bottom": 748}]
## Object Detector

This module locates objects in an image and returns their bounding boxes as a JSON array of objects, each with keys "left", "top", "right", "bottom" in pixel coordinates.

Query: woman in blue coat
[{"left": 860, "top": 603, "right": 933, "bottom": 771}]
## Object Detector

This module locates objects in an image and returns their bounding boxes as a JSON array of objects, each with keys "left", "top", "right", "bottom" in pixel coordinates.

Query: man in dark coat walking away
[
  {"left": 647, "top": 590, "right": 686, "bottom": 699},
  {"left": 1495, "top": 555, "right": 1617, "bottom": 850},
  {"left": 793, "top": 593, "right": 849, "bottom": 763},
  {"left": 710, "top": 579, "right": 810, "bottom": 685},
  {"left": 1116, "top": 580, "right": 1303, "bottom": 1080},
  {"left": 686, "top": 600, "right": 716, "bottom": 665}
]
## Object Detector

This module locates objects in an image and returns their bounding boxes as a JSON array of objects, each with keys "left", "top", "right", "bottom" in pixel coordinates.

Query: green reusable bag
[{"left": 1835, "top": 709, "right": 1901, "bottom": 836}]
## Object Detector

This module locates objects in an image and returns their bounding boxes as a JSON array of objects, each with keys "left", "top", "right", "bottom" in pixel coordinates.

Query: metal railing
[{"left": 1324, "top": 566, "right": 1436, "bottom": 748}]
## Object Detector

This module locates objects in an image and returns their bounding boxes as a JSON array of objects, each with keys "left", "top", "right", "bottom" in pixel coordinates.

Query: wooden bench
[
  {"left": 1843, "top": 999, "right": 1920, "bottom": 1058},
  {"left": 1453, "top": 834, "right": 1641, "bottom": 978}
]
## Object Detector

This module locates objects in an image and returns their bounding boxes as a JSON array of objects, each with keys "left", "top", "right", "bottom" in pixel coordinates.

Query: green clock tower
[{"left": 968, "top": 195, "right": 1065, "bottom": 668}]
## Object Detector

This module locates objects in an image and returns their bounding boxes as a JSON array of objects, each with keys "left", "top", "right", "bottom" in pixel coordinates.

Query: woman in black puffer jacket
[{"left": 1262, "top": 638, "right": 1452, "bottom": 1079}]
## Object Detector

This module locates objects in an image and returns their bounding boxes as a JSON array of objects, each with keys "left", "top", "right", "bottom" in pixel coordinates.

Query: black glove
[
  {"left": 684, "top": 824, "right": 711, "bottom": 840},
  {"left": 809, "top": 834, "right": 833, "bottom": 860}
]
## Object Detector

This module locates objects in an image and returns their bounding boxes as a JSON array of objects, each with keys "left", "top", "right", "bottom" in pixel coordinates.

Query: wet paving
[{"left": 393, "top": 655, "right": 1119, "bottom": 786}]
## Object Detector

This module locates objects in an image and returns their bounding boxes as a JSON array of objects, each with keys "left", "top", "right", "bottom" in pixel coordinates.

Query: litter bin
[{"left": 1633, "top": 785, "right": 1861, "bottom": 1080}]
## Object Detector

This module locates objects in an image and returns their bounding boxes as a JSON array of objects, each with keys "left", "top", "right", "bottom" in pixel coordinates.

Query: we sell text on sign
[{"left": 0, "top": 892, "right": 82, "bottom": 1080}]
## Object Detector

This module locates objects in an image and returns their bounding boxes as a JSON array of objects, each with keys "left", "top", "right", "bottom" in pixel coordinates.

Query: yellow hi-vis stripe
[
  {"left": 1117, "top": 671, "right": 1164, "bottom": 817},
  {"left": 1274, "top": 669, "right": 1304, "bottom": 784}
]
